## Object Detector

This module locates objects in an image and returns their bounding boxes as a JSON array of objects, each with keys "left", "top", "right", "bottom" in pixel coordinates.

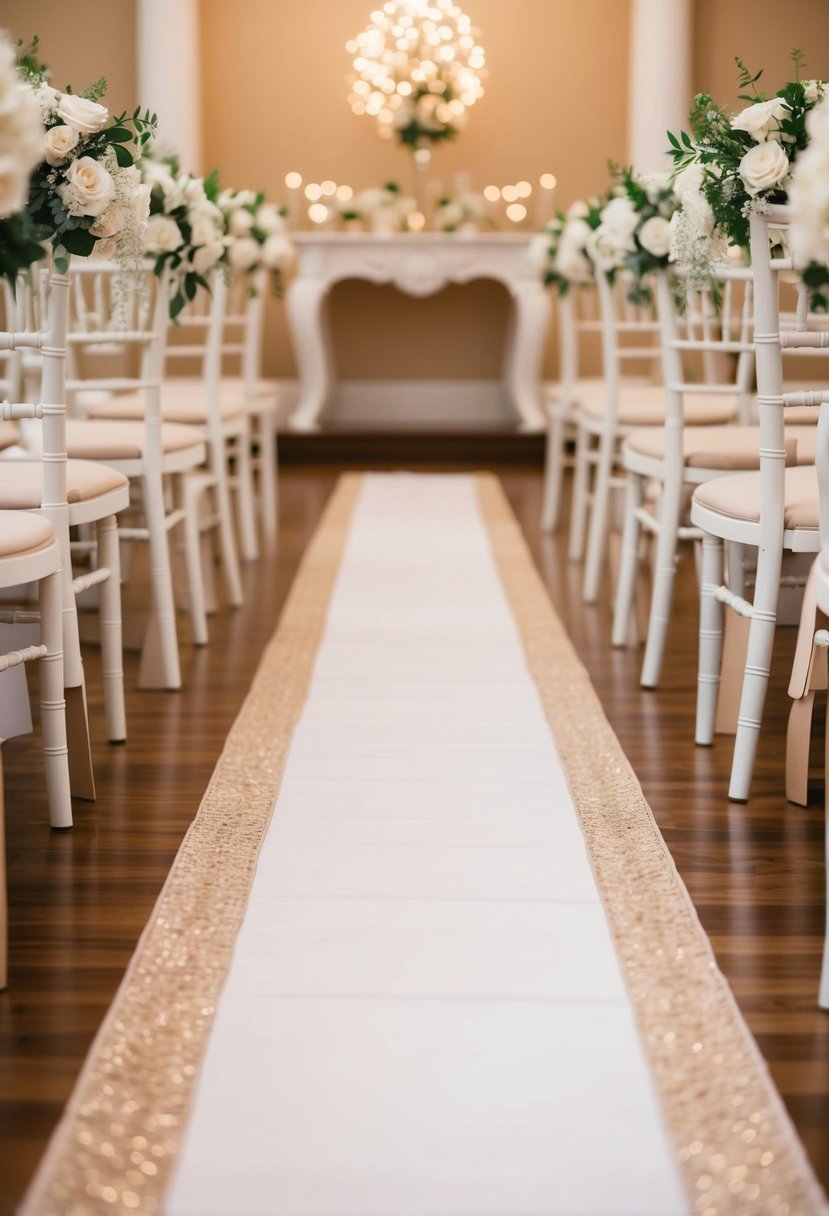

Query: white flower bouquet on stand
[
  {"left": 667, "top": 53, "right": 826, "bottom": 284},
  {"left": 18, "top": 38, "right": 154, "bottom": 275},
  {"left": 540, "top": 199, "right": 604, "bottom": 294},
  {"left": 216, "top": 187, "right": 295, "bottom": 293},
  {"left": 142, "top": 159, "right": 228, "bottom": 318},
  {"left": 434, "top": 190, "right": 486, "bottom": 233}
]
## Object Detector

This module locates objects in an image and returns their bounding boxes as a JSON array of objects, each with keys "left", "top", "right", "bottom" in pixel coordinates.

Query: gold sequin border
[
  {"left": 20, "top": 473, "right": 364, "bottom": 1216},
  {"left": 476, "top": 473, "right": 828, "bottom": 1216}
]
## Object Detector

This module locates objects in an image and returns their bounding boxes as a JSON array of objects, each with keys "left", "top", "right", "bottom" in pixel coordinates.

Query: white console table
[{"left": 285, "top": 232, "right": 550, "bottom": 432}]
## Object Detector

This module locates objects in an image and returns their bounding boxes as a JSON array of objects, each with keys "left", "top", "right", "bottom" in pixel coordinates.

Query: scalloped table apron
[{"left": 23, "top": 474, "right": 827, "bottom": 1216}]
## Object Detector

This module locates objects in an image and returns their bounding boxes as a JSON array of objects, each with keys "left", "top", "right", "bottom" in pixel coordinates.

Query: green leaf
[{"left": 113, "top": 143, "right": 134, "bottom": 167}]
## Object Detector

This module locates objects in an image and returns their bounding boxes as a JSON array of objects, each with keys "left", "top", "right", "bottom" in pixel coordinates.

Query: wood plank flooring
[{"left": 1, "top": 463, "right": 827, "bottom": 1212}]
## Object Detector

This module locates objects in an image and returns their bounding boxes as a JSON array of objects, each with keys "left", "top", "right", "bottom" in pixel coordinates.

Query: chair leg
[
  {"left": 728, "top": 549, "right": 784, "bottom": 801},
  {"left": 235, "top": 421, "right": 259, "bottom": 562},
  {"left": 640, "top": 474, "right": 684, "bottom": 689},
  {"left": 786, "top": 693, "right": 815, "bottom": 808},
  {"left": 181, "top": 475, "right": 209, "bottom": 647},
  {"left": 140, "top": 471, "right": 182, "bottom": 690},
  {"left": 39, "top": 568, "right": 73, "bottom": 828},
  {"left": 209, "top": 442, "right": 244, "bottom": 609},
  {"left": 696, "top": 532, "right": 724, "bottom": 746},
  {"left": 582, "top": 433, "right": 615, "bottom": 603},
  {"left": 820, "top": 708, "right": 829, "bottom": 1009},
  {"left": 96, "top": 515, "right": 126, "bottom": 743},
  {"left": 612, "top": 471, "right": 643, "bottom": 648},
  {"left": 257, "top": 408, "right": 278, "bottom": 539},
  {"left": 568, "top": 424, "right": 590, "bottom": 562},
  {"left": 541, "top": 407, "right": 566, "bottom": 533},
  {"left": 0, "top": 748, "right": 5, "bottom": 988}
]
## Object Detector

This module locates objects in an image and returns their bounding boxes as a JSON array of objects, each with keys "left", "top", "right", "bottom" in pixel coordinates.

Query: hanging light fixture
[{"left": 346, "top": 1, "right": 486, "bottom": 151}]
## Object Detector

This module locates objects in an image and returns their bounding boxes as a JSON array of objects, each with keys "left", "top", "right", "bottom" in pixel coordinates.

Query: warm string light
[{"left": 346, "top": 0, "right": 485, "bottom": 147}]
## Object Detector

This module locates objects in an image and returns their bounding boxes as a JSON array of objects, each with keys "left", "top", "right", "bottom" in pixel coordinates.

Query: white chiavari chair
[
  {"left": 613, "top": 267, "right": 819, "bottom": 688},
  {"left": 539, "top": 286, "right": 603, "bottom": 533},
  {"left": 62, "top": 261, "right": 209, "bottom": 682},
  {"left": 0, "top": 264, "right": 126, "bottom": 802},
  {"left": 691, "top": 206, "right": 826, "bottom": 801},
  {"left": 573, "top": 271, "right": 741, "bottom": 605}
]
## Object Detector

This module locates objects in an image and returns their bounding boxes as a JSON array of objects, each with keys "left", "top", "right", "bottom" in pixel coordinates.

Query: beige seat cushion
[
  {"left": 0, "top": 510, "right": 55, "bottom": 557},
  {"left": 217, "top": 375, "right": 277, "bottom": 400},
  {"left": 577, "top": 382, "right": 738, "bottom": 426},
  {"left": 0, "top": 459, "right": 129, "bottom": 509},
  {"left": 88, "top": 380, "right": 245, "bottom": 425},
  {"left": 0, "top": 421, "right": 20, "bottom": 450},
  {"left": 624, "top": 424, "right": 818, "bottom": 469},
  {"left": 692, "top": 464, "right": 819, "bottom": 531},
  {"left": 65, "top": 419, "right": 204, "bottom": 460}
]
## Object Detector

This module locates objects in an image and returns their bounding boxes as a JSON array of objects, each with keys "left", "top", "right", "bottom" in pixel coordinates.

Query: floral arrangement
[
  {"left": 789, "top": 94, "right": 829, "bottom": 301},
  {"left": 345, "top": 182, "right": 418, "bottom": 232},
  {"left": 667, "top": 53, "right": 826, "bottom": 281},
  {"left": 346, "top": 0, "right": 485, "bottom": 149},
  {"left": 0, "top": 32, "right": 47, "bottom": 282},
  {"left": 540, "top": 199, "right": 604, "bottom": 294},
  {"left": 434, "top": 190, "right": 486, "bottom": 233},
  {"left": 587, "top": 167, "right": 677, "bottom": 302},
  {"left": 141, "top": 157, "right": 228, "bottom": 318},
  {"left": 216, "top": 187, "right": 295, "bottom": 288},
  {"left": 18, "top": 38, "right": 154, "bottom": 275}
]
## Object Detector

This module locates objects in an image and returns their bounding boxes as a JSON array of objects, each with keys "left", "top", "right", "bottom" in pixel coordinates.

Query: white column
[
  {"left": 137, "top": 0, "right": 202, "bottom": 173},
  {"left": 628, "top": 0, "right": 692, "bottom": 172}
]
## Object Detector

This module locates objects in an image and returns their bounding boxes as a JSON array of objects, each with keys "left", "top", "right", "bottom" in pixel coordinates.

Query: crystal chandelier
[{"left": 346, "top": 0, "right": 485, "bottom": 149}]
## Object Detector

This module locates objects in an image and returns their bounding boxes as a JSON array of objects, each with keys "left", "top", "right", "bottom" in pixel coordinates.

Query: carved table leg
[
  {"left": 286, "top": 276, "right": 333, "bottom": 433},
  {"left": 505, "top": 280, "right": 550, "bottom": 432}
]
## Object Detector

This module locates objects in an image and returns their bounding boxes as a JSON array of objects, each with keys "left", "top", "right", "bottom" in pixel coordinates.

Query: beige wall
[{"left": 3, "top": 1, "right": 828, "bottom": 387}]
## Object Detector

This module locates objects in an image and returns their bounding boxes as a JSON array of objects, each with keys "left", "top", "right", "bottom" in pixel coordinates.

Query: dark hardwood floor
[{"left": 1, "top": 462, "right": 827, "bottom": 1211}]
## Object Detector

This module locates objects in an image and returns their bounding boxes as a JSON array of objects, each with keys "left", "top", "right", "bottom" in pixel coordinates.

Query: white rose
[
  {"left": 731, "top": 97, "right": 790, "bottom": 143},
  {"left": 261, "top": 233, "right": 295, "bottom": 270},
  {"left": 562, "top": 217, "right": 592, "bottom": 249},
  {"left": 0, "top": 155, "right": 29, "bottom": 217},
  {"left": 229, "top": 208, "right": 254, "bottom": 237},
  {"left": 642, "top": 171, "right": 671, "bottom": 203},
  {"left": 229, "top": 236, "right": 260, "bottom": 271},
  {"left": 190, "top": 209, "right": 222, "bottom": 247},
  {"left": 739, "top": 139, "right": 790, "bottom": 196},
  {"left": 58, "top": 156, "right": 116, "bottom": 217},
  {"left": 144, "top": 212, "right": 182, "bottom": 254},
  {"left": 183, "top": 176, "right": 206, "bottom": 206},
  {"left": 191, "top": 240, "right": 224, "bottom": 275},
  {"left": 599, "top": 196, "right": 639, "bottom": 240},
  {"left": 526, "top": 233, "right": 551, "bottom": 275},
  {"left": 233, "top": 189, "right": 257, "bottom": 207},
  {"left": 554, "top": 241, "right": 593, "bottom": 283},
  {"left": 638, "top": 214, "right": 672, "bottom": 258},
  {"left": 255, "top": 203, "right": 284, "bottom": 234},
  {"left": 588, "top": 228, "right": 633, "bottom": 272},
  {"left": 90, "top": 202, "right": 125, "bottom": 238},
  {"left": 44, "top": 123, "right": 80, "bottom": 165},
  {"left": 567, "top": 200, "right": 589, "bottom": 218},
  {"left": 804, "top": 80, "right": 824, "bottom": 105},
  {"left": 56, "top": 93, "right": 109, "bottom": 134}
]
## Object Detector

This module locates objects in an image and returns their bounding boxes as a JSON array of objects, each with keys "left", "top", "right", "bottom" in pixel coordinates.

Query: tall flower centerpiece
[
  {"left": 667, "top": 54, "right": 826, "bottom": 282},
  {"left": 141, "top": 158, "right": 227, "bottom": 317},
  {"left": 346, "top": 0, "right": 485, "bottom": 209},
  {"left": 0, "top": 32, "right": 47, "bottom": 282},
  {"left": 18, "top": 39, "right": 155, "bottom": 274}
]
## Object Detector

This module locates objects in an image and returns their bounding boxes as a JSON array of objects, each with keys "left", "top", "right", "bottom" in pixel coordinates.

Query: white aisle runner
[{"left": 167, "top": 474, "right": 687, "bottom": 1216}]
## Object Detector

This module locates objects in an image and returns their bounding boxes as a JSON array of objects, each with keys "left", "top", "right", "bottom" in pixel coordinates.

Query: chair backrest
[
  {"left": 656, "top": 265, "right": 756, "bottom": 436},
  {"left": 594, "top": 270, "right": 663, "bottom": 426},
  {"left": 556, "top": 284, "right": 603, "bottom": 406},
  {"left": 63, "top": 261, "right": 170, "bottom": 461}
]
